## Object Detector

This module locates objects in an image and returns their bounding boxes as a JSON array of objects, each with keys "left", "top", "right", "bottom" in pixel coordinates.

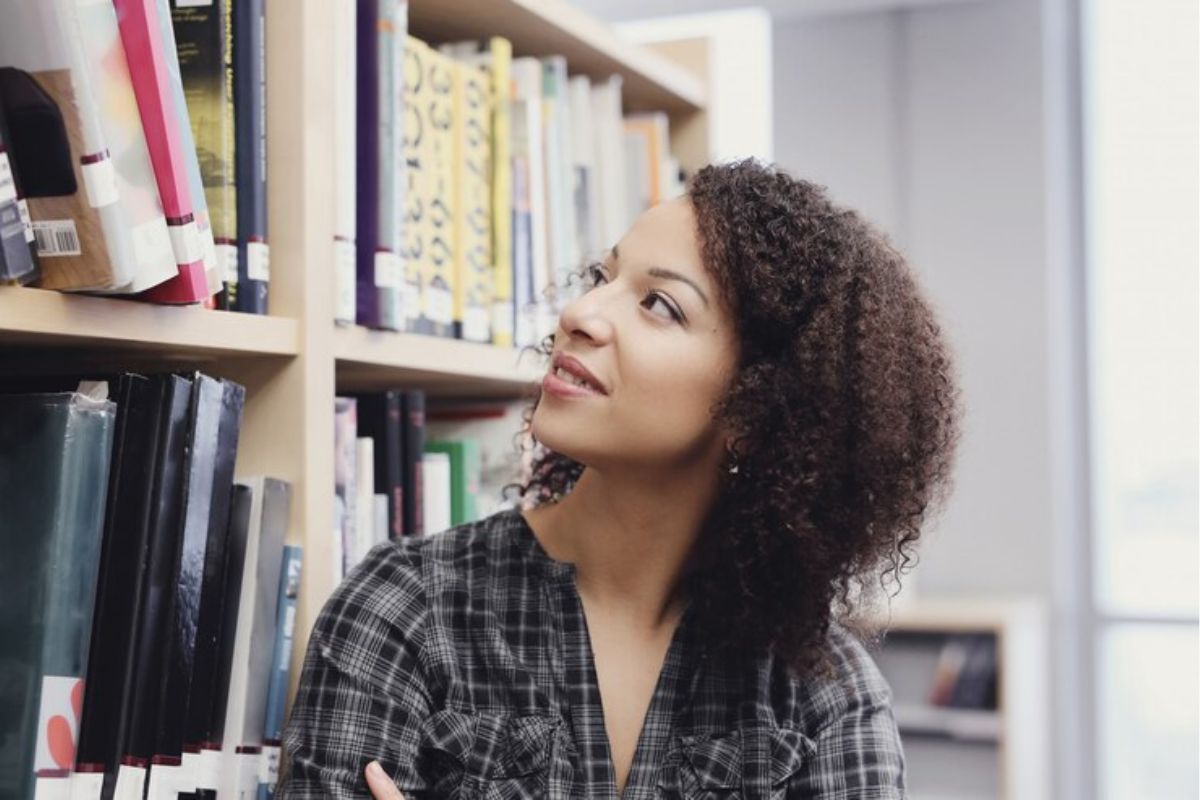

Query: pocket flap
[
  {"left": 679, "top": 730, "right": 744, "bottom": 789},
  {"left": 769, "top": 726, "right": 817, "bottom": 787}
]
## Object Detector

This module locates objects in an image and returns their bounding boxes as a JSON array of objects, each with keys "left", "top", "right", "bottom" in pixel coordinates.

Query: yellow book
[
  {"left": 401, "top": 35, "right": 430, "bottom": 333},
  {"left": 423, "top": 44, "right": 457, "bottom": 338},
  {"left": 486, "top": 37, "right": 513, "bottom": 347},
  {"left": 450, "top": 59, "right": 493, "bottom": 343}
]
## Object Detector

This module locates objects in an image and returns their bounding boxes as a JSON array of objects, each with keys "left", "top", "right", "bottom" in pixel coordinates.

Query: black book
[
  {"left": 233, "top": 0, "right": 268, "bottom": 314},
  {"left": 76, "top": 375, "right": 160, "bottom": 782},
  {"left": 0, "top": 98, "right": 38, "bottom": 284},
  {"left": 184, "top": 380, "right": 246, "bottom": 756},
  {"left": 355, "top": 391, "right": 404, "bottom": 539},
  {"left": 123, "top": 373, "right": 194, "bottom": 764},
  {"left": 210, "top": 483, "right": 254, "bottom": 744},
  {"left": 154, "top": 374, "right": 225, "bottom": 760},
  {"left": 948, "top": 634, "right": 999, "bottom": 710},
  {"left": 401, "top": 390, "right": 426, "bottom": 537}
]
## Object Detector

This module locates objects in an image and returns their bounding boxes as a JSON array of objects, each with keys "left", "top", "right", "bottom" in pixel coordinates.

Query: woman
[{"left": 279, "top": 160, "right": 962, "bottom": 799}]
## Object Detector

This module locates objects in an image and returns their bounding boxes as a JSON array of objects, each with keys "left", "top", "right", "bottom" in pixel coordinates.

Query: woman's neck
[{"left": 523, "top": 462, "right": 720, "bottom": 632}]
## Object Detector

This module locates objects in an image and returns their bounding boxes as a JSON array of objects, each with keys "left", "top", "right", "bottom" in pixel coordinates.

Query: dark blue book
[
  {"left": 354, "top": 391, "right": 404, "bottom": 539},
  {"left": 355, "top": 0, "right": 382, "bottom": 328},
  {"left": 233, "top": 0, "right": 268, "bottom": 314},
  {"left": 257, "top": 544, "right": 303, "bottom": 800},
  {"left": 0, "top": 100, "right": 38, "bottom": 284}
]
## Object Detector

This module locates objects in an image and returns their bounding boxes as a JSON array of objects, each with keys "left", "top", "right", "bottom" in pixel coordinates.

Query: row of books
[
  {"left": 0, "top": 373, "right": 299, "bottom": 800},
  {"left": 334, "top": 0, "right": 682, "bottom": 347},
  {"left": 334, "top": 390, "right": 506, "bottom": 581},
  {"left": 926, "top": 633, "right": 999, "bottom": 710},
  {"left": 0, "top": 0, "right": 269, "bottom": 312}
]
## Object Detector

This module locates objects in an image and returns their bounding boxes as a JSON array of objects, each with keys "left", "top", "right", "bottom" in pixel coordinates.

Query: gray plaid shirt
[{"left": 279, "top": 508, "right": 906, "bottom": 799}]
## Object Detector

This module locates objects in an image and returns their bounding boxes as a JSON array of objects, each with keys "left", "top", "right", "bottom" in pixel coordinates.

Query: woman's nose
[{"left": 557, "top": 285, "right": 615, "bottom": 345}]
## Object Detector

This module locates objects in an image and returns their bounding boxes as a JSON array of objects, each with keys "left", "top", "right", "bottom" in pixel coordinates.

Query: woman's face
[{"left": 531, "top": 197, "right": 740, "bottom": 472}]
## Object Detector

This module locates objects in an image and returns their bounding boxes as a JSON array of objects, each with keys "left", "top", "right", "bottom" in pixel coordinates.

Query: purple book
[{"left": 355, "top": 0, "right": 381, "bottom": 329}]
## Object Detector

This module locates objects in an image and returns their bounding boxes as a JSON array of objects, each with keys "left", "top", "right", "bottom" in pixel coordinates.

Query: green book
[{"left": 424, "top": 438, "right": 480, "bottom": 526}]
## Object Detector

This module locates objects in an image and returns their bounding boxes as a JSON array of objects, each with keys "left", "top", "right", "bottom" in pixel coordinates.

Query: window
[{"left": 1082, "top": 1, "right": 1198, "bottom": 797}]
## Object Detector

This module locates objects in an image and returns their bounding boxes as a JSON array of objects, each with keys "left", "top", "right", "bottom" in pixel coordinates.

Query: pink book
[{"left": 113, "top": 0, "right": 209, "bottom": 303}]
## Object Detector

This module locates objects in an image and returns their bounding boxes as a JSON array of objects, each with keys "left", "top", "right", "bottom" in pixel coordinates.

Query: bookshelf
[
  {"left": 0, "top": 0, "right": 709, "bottom": 755},
  {"left": 868, "top": 597, "right": 1050, "bottom": 800}
]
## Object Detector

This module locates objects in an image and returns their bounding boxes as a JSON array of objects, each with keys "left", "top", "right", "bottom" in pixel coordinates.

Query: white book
[
  {"left": 374, "top": 493, "right": 389, "bottom": 548},
  {"left": 511, "top": 58, "right": 551, "bottom": 343},
  {"left": 567, "top": 75, "right": 600, "bottom": 292},
  {"left": 591, "top": 75, "right": 629, "bottom": 253},
  {"left": 221, "top": 477, "right": 291, "bottom": 800},
  {"left": 333, "top": 0, "right": 357, "bottom": 324},
  {"left": 355, "top": 436, "right": 375, "bottom": 564},
  {"left": 540, "top": 56, "right": 575, "bottom": 300},
  {"left": 422, "top": 451, "right": 452, "bottom": 536}
]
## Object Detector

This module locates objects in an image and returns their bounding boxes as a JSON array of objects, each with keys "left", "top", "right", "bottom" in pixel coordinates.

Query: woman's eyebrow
[{"left": 610, "top": 245, "right": 710, "bottom": 308}]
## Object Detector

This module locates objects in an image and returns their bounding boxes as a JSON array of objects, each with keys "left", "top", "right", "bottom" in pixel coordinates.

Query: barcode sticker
[
  {"left": 374, "top": 250, "right": 402, "bottom": 289},
  {"left": 18, "top": 199, "right": 34, "bottom": 243},
  {"left": 427, "top": 284, "right": 453, "bottom": 324},
  {"left": 68, "top": 771, "right": 104, "bottom": 800},
  {"left": 247, "top": 241, "right": 269, "bottom": 281},
  {"left": 216, "top": 242, "right": 238, "bottom": 283},
  {"left": 111, "top": 764, "right": 146, "bottom": 800},
  {"left": 33, "top": 220, "right": 82, "bottom": 257},
  {"left": 0, "top": 151, "right": 17, "bottom": 204},
  {"left": 80, "top": 157, "right": 119, "bottom": 208},
  {"left": 168, "top": 220, "right": 205, "bottom": 264}
]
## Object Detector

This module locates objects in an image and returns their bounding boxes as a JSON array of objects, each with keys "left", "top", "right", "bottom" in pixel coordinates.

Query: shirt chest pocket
[
  {"left": 413, "top": 707, "right": 560, "bottom": 800},
  {"left": 660, "top": 725, "right": 816, "bottom": 800}
]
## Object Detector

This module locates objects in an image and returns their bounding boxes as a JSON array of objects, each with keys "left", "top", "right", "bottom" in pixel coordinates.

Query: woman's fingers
[{"left": 365, "top": 760, "right": 405, "bottom": 800}]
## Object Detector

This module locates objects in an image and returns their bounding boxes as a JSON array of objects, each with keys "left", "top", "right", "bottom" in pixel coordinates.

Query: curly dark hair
[{"left": 505, "top": 159, "right": 963, "bottom": 681}]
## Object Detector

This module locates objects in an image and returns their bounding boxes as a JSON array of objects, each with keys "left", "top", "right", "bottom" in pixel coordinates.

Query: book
[
  {"left": 114, "top": 0, "right": 212, "bottom": 305},
  {"left": 421, "top": 450, "right": 451, "bottom": 536},
  {"left": 354, "top": 435, "right": 376, "bottom": 564},
  {"left": 155, "top": 0, "right": 220, "bottom": 298},
  {"left": 0, "top": 2, "right": 177, "bottom": 293},
  {"left": 0, "top": 102, "right": 38, "bottom": 283},
  {"left": 424, "top": 438, "right": 481, "bottom": 526},
  {"left": 333, "top": 0, "right": 357, "bottom": 325},
  {"left": 376, "top": 0, "right": 406, "bottom": 331},
  {"left": 0, "top": 390, "right": 116, "bottom": 800},
  {"left": 400, "top": 390, "right": 425, "bottom": 537},
  {"left": 400, "top": 35, "right": 430, "bottom": 334},
  {"left": 333, "top": 396, "right": 357, "bottom": 577},
  {"left": 171, "top": 0, "right": 239, "bottom": 309},
  {"left": 542, "top": 56, "right": 576, "bottom": 301},
  {"left": 233, "top": 0, "right": 268, "bottom": 313},
  {"left": 183, "top": 381, "right": 245, "bottom": 760},
  {"left": 591, "top": 75, "right": 628, "bottom": 256},
  {"left": 257, "top": 544, "right": 302, "bottom": 800},
  {"left": 220, "top": 477, "right": 291, "bottom": 800},
  {"left": 422, "top": 44, "right": 456, "bottom": 339},
  {"left": 567, "top": 75, "right": 599, "bottom": 279},
  {"left": 511, "top": 57, "right": 550, "bottom": 346},
  {"left": 450, "top": 57, "right": 492, "bottom": 343},
  {"left": 122, "top": 373, "right": 193, "bottom": 767},
  {"left": 486, "top": 38, "right": 513, "bottom": 347},
  {"left": 353, "top": 391, "right": 403, "bottom": 539}
]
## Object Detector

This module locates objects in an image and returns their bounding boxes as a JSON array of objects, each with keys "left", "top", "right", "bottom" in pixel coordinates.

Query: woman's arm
[
  {"left": 788, "top": 689, "right": 907, "bottom": 799},
  {"left": 276, "top": 545, "right": 432, "bottom": 799}
]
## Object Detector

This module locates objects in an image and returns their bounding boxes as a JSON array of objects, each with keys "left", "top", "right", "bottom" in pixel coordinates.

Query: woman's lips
[{"left": 542, "top": 369, "right": 605, "bottom": 399}]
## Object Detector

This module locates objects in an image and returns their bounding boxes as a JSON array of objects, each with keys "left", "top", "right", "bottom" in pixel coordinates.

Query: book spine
[
  {"left": 355, "top": 0, "right": 381, "bottom": 328},
  {"left": 115, "top": 0, "right": 210, "bottom": 304},
  {"left": 334, "top": 397, "right": 358, "bottom": 577},
  {"left": 233, "top": 0, "right": 268, "bottom": 314},
  {"left": 452, "top": 60, "right": 493, "bottom": 343},
  {"left": 374, "top": 0, "right": 403, "bottom": 331},
  {"left": 488, "top": 37, "right": 514, "bottom": 347},
  {"left": 400, "top": 35, "right": 428, "bottom": 334},
  {"left": 0, "top": 136, "right": 38, "bottom": 283},
  {"left": 423, "top": 45, "right": 456, "bottom": 339},
  {"left": 333, "top": 0, "right": 357, "bottom": 324},
  {"left": 401, "top": 390, "right": 426, "bottom": 536},
  {"left": 258, "top": 544, "right": 302, "bottom": 800}
]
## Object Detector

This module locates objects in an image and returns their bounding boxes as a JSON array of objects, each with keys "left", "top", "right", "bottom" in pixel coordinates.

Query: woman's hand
[{"left": 365, "top": 760, "right": 406, "bottom": 799}]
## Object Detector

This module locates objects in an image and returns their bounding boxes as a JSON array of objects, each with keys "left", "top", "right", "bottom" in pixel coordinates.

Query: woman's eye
[{"left": 642, "top": 292, "right": 682, "bottom": 322}]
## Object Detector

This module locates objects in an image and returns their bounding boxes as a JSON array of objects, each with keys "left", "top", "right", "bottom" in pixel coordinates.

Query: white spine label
[
  {"left": 216, "top": 242, "right": 238, "bottom": 283},
  {"left": 247, "top": 241, "right": 270, "bottom": 282},
  {"left": 67, "top": 771, "right": 103, "bottom": 800},
  {"left": 112, "top": 764, "right": 147, "bottom": 800},
  {"left": 168, "top": 220, "right": 205, "bottom": 264},
  {"left": 0, "top": 151, "right": 17, "bottom": 204},
  {"left": 18, "top": 199, "right": 34, "bottom": 243},
  {"left": 464, "top": 306, "right": 490, "bottom": 342},
  {"left": 374, "top": 250, "right": 402, "bottom": 290},
  {"left": 335, "top": 239, "right": 356, "bottom": 322},
  {"left": 427, "top": 284, "right": 453, "bottom": 325},
  {"left": 80, "top": 157, "right": 119, "bottom": 208}
]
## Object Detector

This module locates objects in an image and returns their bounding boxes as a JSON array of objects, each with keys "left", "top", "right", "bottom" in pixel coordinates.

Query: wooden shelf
[
  {"left": 894, "top": 704, "right": 1003, "bottom": 743},
  {"left": 409, "top": 0, "right": 705, "bottom": 113},
  {"left": 333, "top": 325, "right": 545, "bottom": 397},
  {"left": 0, "top": 286, "right": 300, "bottom": 360}
]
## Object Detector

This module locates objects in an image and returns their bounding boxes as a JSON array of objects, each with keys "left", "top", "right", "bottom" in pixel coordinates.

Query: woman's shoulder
[
  {"left": 317, "top": 508, "right": 529, "bottom": 630},
  {"left": 754, "top": 619, "right": 896, "bottom": 736}
]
